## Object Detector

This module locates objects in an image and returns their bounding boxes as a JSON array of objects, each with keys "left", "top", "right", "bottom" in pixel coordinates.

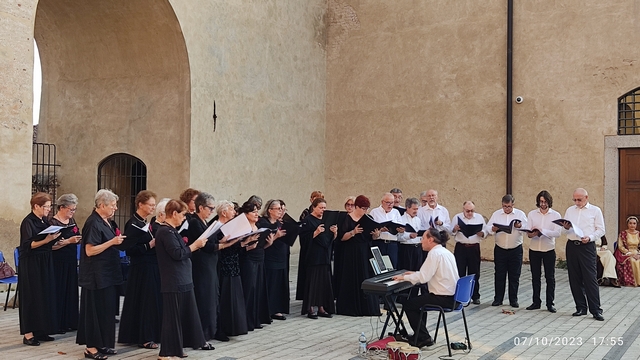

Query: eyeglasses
[
  {"left": 345, "top": 203, "right": 355, "bottom": 207},
  {"left": 206, "top": 205, "right": 215, "bottom": 211},
  {"left": 383, "top": 201, "right": 394, "bottom": 205},
  {"left": 464, "top": 209, "right": 474, "bottom": 213},
  {"left": 269, "top": 207, "right": 282, "bottom": 211},
  {"left": 42, "top": 205, "right": 52, "bottom": 209},
  {"left": 65, "top": 207, "right": 77, "bottom": 212},
  {"left": 572, "top": 198, "right": 584, "bottom": 202}
]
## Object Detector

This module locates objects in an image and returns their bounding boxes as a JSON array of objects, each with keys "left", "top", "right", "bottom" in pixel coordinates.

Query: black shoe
[
  {"left": 472, "top": 299, "right": 481, "bottom": 305},
  {"left": 97, "top": 348, "right": 117, "bottom": 355},
  {"left": 410, "top": 337, "right": 434, "bottom": 348},
  {"left": 214, "top": 334, "right": 230, "bottom": 342},
  {"left": 307, "top": 313, "right": 318, "bottom": 319},
  {"left": 593, "top": 314, "right": 605, "bottom": 321},
  {"left": 36, "top": 335, "right": 55, "bottom": 342},
  {"left": 200, "top": 342, "right": 215, "bottom": 350},
  {"left": 318, "top": 311, "right": 333, "bottom": 318},
  {"left": 84, "top": 350, "right": 108, "bottom": 360},
  {"left": 55, "top": 329, "right": 66, "bottom": 334},
  {"left": 491, "top": 301, "right": 503, "bottom": 306},
  {"left": 271, "top": 314, "right": 286, "bottom": 321},
  {"left": 23, "top": 336, "right": 40, "bottom": 346},
  {"left": 254, "top": 324, "right": 264, "bottom": 329},
  {"left": 526, "top": 304, "right": 540, "bottom": 310},
  {"left": 510, "top": 302, "right": 519, "bottom": 308},
  {"left": 572, "top": 310, "right": 587, "bottom": 316},
  {"left": 547, "top": 306, "right": 557, "bottom": 313}
]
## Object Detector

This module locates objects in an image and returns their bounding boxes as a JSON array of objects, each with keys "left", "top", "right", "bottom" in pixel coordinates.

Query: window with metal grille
[
  {"left": 97, "top": 154, "right": 147, "bottom": 228},
  {"left": 32, "top": 143, "right": 60, "bottom": 206},
  {"left": 618, "top": 87, "right": 640, "bottom": 135}
]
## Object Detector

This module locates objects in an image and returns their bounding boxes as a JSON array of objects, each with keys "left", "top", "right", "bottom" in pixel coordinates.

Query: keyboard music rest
[{"left": 361, "top": 269, "right": 413, "bottom": 295}]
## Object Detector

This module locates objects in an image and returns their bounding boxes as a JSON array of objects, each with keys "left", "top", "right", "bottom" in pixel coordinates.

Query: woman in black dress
[
  {"left": 185, "top": 192, "right": 222, "bottom": 341},
  {"left": 156, "top": 199, "right": 214, "bottom": 358},
  {"left": 217, "top": 201, "right": 255, "bottom": 337},
  {"left": 239, "top": 200, "right": 274, "bottom": 330},
  {"left": 300, "top": 197, "right": 337, "bottom": 318},
  {"left": 118, "top": 190, "right": 162, "bottom": 349},
  {"left": 19, "top": 192, "right": 60, "bottom": 346},
  {"left": 77, "top": 189, "right": 125, "bottom": 359},
  {"left": 179, "top": 188, "right": 200, "bottom": 222},
  {"left": 50, "top": 194, "right": 82, "bottom": 334},
  {"left": 259, "top": 200, "right": 290, "bottom": 321},
  {"left": 333, "top": 196, "right": 356, "bottom": 300},
  {"left": 296, "top": 191, "right": 324, "bottom": 301},
  {"left": 335, "top": 195, "right": 380, "bottom": 316}
]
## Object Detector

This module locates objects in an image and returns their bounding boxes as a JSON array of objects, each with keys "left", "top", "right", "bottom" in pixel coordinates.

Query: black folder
[
  {"left": 457, "top": 217, "right": 484, "bottom": 238},
  {"left": 492, "top": 219, "right": 521, "bottom": 234}
]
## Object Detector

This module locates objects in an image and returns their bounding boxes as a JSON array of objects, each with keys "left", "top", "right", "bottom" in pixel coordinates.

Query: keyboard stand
[{"left": 378, "top": 287, "right": 413, "bottom": 339}]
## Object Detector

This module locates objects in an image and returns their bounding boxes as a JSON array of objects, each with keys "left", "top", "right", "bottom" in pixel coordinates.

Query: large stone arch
[{"left": 34, "top": 0, "right": 190, "bottom": 222}]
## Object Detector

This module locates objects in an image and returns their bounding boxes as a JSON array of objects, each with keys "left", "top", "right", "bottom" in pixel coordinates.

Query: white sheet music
[
  {"left": 200, "top": 220, "right": 223, "bottom": 240},
  {"left": 131, "top": 222, "right": 150, "bottom": 233},
  {"left": 178, "top": 220, "right": 189, "bottom": 233},
  {"left": 221, "top": 213, "right": 253, "bottom": 240},
  {"left": 38, "top": 225, "right": 65, "bottom": 235}
]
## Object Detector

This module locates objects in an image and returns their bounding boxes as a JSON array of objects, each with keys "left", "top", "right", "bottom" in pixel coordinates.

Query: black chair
[{"left": 414, "top": 274, "right": 475, "bottom": 357}]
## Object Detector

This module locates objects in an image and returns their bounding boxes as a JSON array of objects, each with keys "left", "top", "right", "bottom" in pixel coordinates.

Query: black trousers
[
  {"left": 403, "top": 292, "right": 455, "bottom": 342},
  {"left": 566, "top": 241, "right": 601, "bottom": 315},
  {"left": 371, "top": 240, "right": 398, "bottom": 269},
  {"left": 529, "top": 249, "right": 556, "bottom": 307},
  {"left": 493, "top": 244, "right": 522, "bottom": 304},
  {"left": 454, "top": 243, "right": 481, "bottom": 301}
]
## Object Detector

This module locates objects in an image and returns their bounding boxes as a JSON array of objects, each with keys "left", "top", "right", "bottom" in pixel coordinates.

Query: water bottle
[{"left": 358, "top": 332, "right": 367, "bottom": 355}]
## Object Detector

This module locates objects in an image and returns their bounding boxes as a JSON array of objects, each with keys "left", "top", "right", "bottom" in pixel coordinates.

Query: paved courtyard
[{"left": 0, "top": 259, "right": 638, "bottom": 360}]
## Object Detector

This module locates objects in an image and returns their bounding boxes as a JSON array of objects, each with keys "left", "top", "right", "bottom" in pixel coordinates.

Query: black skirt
[
  {"left": 192, "top": 251, "right": 219, "bottom": 341},
  {"left": 398, "top": 244, "right": 425, "bottom": 271},
  {"left": 301, "top": 264, "right": 335, "bottom": 315},
  {"left": 117, "top": 261, "right": 162, "bottom": 344},
  {"left": 159, "top": 291, "right": 205, "bottom": 357},
  {"left": 240, "top": 258, "right": 271, "bottom": 330},
  {"left": 265, "top": 268, "right": 290, "bottom": 314},
  {"left": 219, "top": 275, "right": 248, "bottom": 336},
  {"left": 18, "top": 251, "right": 57, "bottom": 336},
  {"left": 52, "top": 252, "right": 79, "bottom": 331},
  {"left": 76, "top": 286, "right": 118, "bottom": 348}
]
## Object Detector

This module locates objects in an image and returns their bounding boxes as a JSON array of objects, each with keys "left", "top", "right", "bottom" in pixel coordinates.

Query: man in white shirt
[
  {"left": 398, "top": 198, "right": 424, "bottom": 271},
  {"left": 390, "top": 188, "right": 405, "bottom": 215},
  {"left": 417, "top": 189, "right": 450, "bottom": 232},
  {"left": 525, "top": 191, "right": 561, "bottom": 313},
  {"left": 369, "top": 193, "right": 403, "bottom": 268},
  {"left": 560, "top": 188, "right": 605, "bottom": 321},
  {"left": 486, "top": 194, "right": 527, "bottom": 308},
  {"left": 392, "top": 229, "right": 459, "bottom": 349},
  {"left": 450, "top": 201, "right": 486, "bottom": 305}
]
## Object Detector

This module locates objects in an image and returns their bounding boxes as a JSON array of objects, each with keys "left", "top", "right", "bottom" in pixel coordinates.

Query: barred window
[{"left": 618, "top": 87, "right": 640, "bottom": 135}]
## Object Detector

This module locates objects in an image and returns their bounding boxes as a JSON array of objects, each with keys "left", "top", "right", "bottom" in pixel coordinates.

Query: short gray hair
[
  {"left": 57, "top": 193, "right": 78, "bottom": 210},
  {"left": 195, "top": 192, "right": 215, "bottom": 213},
  {"left": 94, "top": 189, "right": 118, "bottom": 208},
  {"left": 156, "top": 198, "right": 171, "bottom": 215},
  {"left": 419, "top": 191, "right": 428, "bottom": 197},
  {"left": 405, "top": 197, "right": 420, "bottom": 208},
  {"left": 216, "top": 200, "right": 234, "bottom": 217}
]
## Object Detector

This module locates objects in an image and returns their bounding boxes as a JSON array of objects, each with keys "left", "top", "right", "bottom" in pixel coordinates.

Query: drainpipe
[{"left": 506, "top": 0, "right": 514, "bottom": 195}]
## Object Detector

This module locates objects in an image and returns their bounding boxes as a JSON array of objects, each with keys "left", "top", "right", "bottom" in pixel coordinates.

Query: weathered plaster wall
[
  {"left": 325, "top": 0, "right": 506, "bottom": 257},
  {"left": 325, "top": 0, "right": 640, "bottom": 260},
  {"left": 0, "top": 0, "right": 37, "bottom": 264},
  {"left": 35, "top": 0, "right": 191, "bottom": 223},
  {"left": 169, "top": 0, "right": 327, "bottom": 214}
]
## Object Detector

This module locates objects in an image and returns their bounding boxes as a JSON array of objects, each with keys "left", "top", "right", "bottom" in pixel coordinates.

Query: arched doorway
[
  {"left": 33, "top": 0, "right": 190, "bottom": 221},
  {"left": 98, "top": 154, "right": 147, "bottom": 227}
]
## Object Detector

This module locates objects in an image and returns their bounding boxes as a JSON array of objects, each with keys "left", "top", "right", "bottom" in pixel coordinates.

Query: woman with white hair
[
  {"left": 77, "top": 189, "right": 125, "bottom": 360},
  {"left": 151, "top": 198, "right": 170, "bottom": 237},
  {"left": 50, "top": 193, "right": 82, "bottom": 334}
]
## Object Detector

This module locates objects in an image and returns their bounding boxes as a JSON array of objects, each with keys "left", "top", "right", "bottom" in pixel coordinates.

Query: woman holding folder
[
  {"left": 117, "top": 190, "right": 161, "bottom": 349},
  {"left": 335, "top": 195, "right": 380, "bottom": 316},
  {"left": 19, "top": 192, "right": 60, "bottom": 346},
  {"left": 300, "top": 198, "right": 337, "bottom": 318},
  {"left": 259, "top": 200, "right": 290, "bottom": 321}
]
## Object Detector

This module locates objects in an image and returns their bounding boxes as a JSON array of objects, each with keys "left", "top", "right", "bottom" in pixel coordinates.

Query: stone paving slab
[{"left": 0, "top": 260, "right": 638, "bottom": 360}]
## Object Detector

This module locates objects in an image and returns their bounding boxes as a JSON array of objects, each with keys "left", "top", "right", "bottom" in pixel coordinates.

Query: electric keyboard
[{"left": 361, "top": 269, "right": 413, "bottom": 295}]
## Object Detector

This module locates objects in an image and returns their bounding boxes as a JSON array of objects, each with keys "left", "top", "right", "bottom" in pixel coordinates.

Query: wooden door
[{"left": 619, "top": 148, "right": 640, "bottom": 233}]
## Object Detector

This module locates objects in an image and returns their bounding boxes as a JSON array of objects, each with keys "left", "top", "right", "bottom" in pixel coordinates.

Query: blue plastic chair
[
  {"left": 0, "top": 248, "right": 19, "bottom": 311},
  {"left": 414, "top": 274, "right": 475, "bottom": 357}
]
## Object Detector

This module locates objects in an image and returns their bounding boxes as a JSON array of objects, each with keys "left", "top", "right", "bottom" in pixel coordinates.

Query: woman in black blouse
[
  {"left": 19, "top": 192, "right": 60, "bottom": 346},
  {"left": 156, "top": 199, "right": 214, "bottom": 358},
  {"left": 77, "top": 189, "right": 125, "bottom": 360},
  {"left": 50, "top": 194, "right": 82, "bottom": 334},
  {"left": 117, "top": 190, "right": 161, "bottom": 349},
  {"left": 240, "top": 200, "right": 275, "bottom": 330},
  {"left": 259, "top": 199, "right": 289, "bottom": 321},
  {"left": 218, "top": 201, "right": 257, "bottom": 337},
  {"left": 300, "top": 198, "right": 337, "bottom": 319}
]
